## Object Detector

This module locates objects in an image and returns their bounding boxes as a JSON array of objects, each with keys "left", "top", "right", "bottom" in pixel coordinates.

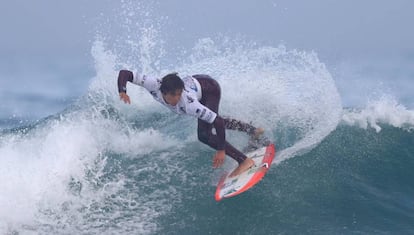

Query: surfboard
[{"left": 215, "top": 143, "right": 276, "bottom": 201}]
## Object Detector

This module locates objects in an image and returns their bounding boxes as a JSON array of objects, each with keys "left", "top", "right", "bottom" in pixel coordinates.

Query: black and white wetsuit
[{"left": 117, "top": 70, "right": 257, "bottom": 164}]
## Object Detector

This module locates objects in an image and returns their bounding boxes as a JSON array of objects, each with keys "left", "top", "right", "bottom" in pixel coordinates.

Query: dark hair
[{"left": 160, "top": 73, "right": 184, "bottom": 94}]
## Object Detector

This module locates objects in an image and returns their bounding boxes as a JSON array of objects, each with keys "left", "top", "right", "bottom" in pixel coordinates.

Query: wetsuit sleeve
[
  {"left": 213, "top": 116, "right": 226, "bottom": 150},
  {"left": 117, "top": 70, "right": 159, "bottom": 93},
  {"left": 117, "top": 70, "right": 134, "bottom": 93}
]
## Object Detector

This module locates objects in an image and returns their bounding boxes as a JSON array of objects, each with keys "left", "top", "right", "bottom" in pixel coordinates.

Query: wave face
[{"left": 1, "top": 2, "right": 414, "bottom": 234}]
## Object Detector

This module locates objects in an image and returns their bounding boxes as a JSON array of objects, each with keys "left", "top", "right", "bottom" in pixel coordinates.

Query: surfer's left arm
[
  {"left": 212, "top": 116, "right": 226, "bottom": 150},
  {"left": 212, "top": 116, "right": 226, "bottom": 168}
]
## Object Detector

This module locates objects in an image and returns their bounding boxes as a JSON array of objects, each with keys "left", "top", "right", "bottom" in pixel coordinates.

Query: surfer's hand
[
  {"left": 213, "top": 150, "right": 226, "bottom": 168},
  {"left": 119, "top": 92, "right": 131, "bottom": 104}
]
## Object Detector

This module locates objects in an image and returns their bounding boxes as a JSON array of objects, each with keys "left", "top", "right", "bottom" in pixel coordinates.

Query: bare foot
[
  {"left": 253, "top": 128, "right": 264, "bottom": 139},
  {"left": 229, "top": 158, "right": 255, "bottom": 177}
]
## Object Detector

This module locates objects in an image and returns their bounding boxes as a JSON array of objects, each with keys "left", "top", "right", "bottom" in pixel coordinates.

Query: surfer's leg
[
  {"left": 198, "top": 125, "right": 254, "bottom": 177},
  {"left": 193, "top": 74, "right": 263, "bottom": 138},
  {"left": 194, "top": 74, "right": 255, "bottom": 174},
  {"left": 223, "top": 117, "right": 264, "bottom": 138},
  {"left": 197, "top": 119, "right": 246, "bottom": 164},
  {"left": 223, "top": 117, "right": 269, "bottom": 152},
  {"left": 229, "top": 158, "right": 255, "bottom": 177}
]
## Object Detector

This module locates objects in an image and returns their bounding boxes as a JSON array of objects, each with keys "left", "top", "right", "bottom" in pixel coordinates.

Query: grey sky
[
  {"left": 0, "top": 0, "right": 413, "bottom": 119},
  {"left": 1, "top": 0, "right": 413, "bottom": 60}
]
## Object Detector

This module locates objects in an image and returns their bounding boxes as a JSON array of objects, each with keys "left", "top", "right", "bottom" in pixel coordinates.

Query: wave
[
  {"left": 342, "top": 95, "right": 414, "bottom": 132},
  {"left": 1, "top": 2, "right": 413, "bottom": 232},
  {"left": 0, "top": 35, "right": 345, "bottom": 233}
]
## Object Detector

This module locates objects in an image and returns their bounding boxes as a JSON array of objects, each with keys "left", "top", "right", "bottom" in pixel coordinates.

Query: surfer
[{"left": 117, "top": 70, "right": 264, "bottom": 177}]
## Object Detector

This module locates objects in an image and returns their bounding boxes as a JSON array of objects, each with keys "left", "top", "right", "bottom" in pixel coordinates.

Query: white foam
[
  {"left": 342, "top": 95, "right": 414, "bottom": 132},
  {"left": 0, "top": 118, "right": 93, "bottom": 232},
  {"left": 177, "top": 39, "right": 343, "bottom": 163},
  {"left": 1, "top": 26, "right": 343, "bottom": 235},
  {"left": 0, "top": 94, "right": 181, "bottom": 234},
  {"left": 88, "top": 40, "right": 166, "bottom": 114}
]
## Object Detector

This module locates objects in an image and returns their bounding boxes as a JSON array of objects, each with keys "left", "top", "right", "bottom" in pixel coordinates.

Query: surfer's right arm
[
  {"left": 117, "top": 70, "right": 133, "bottom": 104},
  {"left": 117, "top": 70, "right": 159, "bottom": 104}
]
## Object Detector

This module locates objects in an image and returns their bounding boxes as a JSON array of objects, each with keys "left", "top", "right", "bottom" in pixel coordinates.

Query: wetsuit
[{"left": 117, "top": 70, "right": 257, "bottom": 164}]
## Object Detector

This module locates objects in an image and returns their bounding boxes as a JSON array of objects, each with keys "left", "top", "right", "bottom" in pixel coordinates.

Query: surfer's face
[{"left": 163, "top": 89, "right": 182, "bottom": 106}]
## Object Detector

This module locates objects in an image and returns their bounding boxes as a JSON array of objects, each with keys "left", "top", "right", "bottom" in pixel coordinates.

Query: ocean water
[{"left": 1, "top": 2, "right": 414, "bottom": 235}]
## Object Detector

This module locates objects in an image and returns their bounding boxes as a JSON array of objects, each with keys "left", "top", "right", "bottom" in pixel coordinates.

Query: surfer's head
[{"left": 160, "top": 73, "right": 184, "bottom": 106}]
